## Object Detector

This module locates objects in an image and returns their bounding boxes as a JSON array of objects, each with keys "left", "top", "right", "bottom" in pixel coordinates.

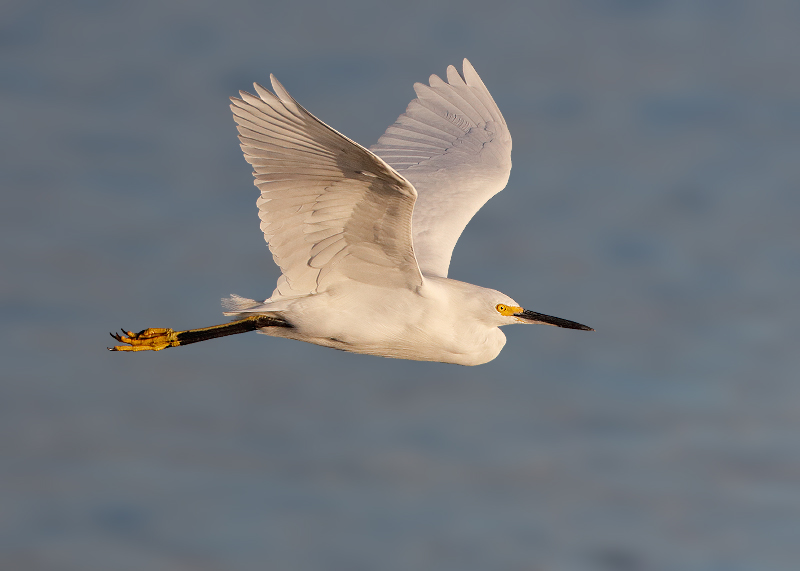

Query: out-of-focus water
[{"left": 2, "top": 1, "right": 799, "bottom": 569}]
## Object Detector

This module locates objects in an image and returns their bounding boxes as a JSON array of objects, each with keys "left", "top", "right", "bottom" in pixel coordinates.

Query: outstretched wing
[
  {"left": 370, "top": 59, "right": 512, "bottom": 278},
  {"left": 231, "top": 77, "right": 423, "bottom": 301}
]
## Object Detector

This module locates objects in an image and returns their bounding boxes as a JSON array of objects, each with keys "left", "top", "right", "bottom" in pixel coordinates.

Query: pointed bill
[{"left": 514, "top": 309, "right": 594, "bottom": 331}]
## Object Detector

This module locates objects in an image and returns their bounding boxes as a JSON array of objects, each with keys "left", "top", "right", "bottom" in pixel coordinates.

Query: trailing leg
[{"left": 108, "top": 315, "right": 292, "bottom": 351}]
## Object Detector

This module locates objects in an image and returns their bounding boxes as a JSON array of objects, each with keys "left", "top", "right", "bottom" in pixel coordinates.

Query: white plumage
[
  {"left": 110, "top": 59, "right": 592, "bottom": 365},
  {"left": 370, "top": 60, "right": 512, "bottom": 278}
]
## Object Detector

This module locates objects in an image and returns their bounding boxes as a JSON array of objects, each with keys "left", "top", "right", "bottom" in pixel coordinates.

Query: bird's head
[{"left": 491, "top": 294, "right": 594, "bottom": 331}]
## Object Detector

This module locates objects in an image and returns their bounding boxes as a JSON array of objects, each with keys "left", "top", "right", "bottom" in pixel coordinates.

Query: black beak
[{"left": 514, "top": 309, "right": 594, "bottom": 331}]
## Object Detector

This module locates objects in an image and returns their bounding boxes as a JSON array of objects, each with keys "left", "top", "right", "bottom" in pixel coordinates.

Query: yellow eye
[{"left": 496, "top": 304, "right": 519, "bottom": 316}]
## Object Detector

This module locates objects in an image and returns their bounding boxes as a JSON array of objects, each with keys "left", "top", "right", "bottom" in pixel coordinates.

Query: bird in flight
[{"left": 109, "top": 59, "right": 592, "bottom": 365}]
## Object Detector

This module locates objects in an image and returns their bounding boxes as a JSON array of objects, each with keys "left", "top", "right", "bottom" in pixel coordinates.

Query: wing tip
[
  {"left": 253, "top": 81, "right": 277, "bottom": 103},
  {"left": 461, "top": 58, "right": 484, "bottom": 89},
  {"left": 270, "top": 74, "right": 293, "bottom": 103}
]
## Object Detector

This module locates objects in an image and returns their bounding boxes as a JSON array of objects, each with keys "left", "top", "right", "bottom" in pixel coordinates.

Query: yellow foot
[{"left": 108, "top": 328, "right": 179, "bottom": 351}]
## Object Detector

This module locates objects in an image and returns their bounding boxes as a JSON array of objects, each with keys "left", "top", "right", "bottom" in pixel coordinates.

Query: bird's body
[
  {"left": 110, "top": 59, "right": 592, "bottom": 364},
  {"left": 228, "top": 277, "right": 513, "bottom": 366}
]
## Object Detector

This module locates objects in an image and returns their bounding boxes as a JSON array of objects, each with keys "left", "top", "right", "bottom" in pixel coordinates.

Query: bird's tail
[
  {"left": 222, "top": 293, "right": 306, "bottom": 317},
  {"left": 221, "top": 294, "right": 261, "bottom": 315}
]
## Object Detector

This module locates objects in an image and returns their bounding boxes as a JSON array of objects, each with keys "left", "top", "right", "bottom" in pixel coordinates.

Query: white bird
[{"left": 110, "top": 59, "right": 592, "bottom": 365}]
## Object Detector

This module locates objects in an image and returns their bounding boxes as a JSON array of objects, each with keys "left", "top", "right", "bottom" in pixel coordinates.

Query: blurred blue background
[{"left": 2, "top": 0, "right": 799, "bottom": 569}]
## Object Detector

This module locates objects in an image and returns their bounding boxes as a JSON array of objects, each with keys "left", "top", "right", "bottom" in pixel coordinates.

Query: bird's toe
[{"left": 107, "top": 327, "right": 177, "bottom": 351}]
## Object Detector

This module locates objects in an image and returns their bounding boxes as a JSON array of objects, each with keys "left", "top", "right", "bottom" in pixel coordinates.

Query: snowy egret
[{"left": 109, "top": 59, "right": 592, "bottom": 365}]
